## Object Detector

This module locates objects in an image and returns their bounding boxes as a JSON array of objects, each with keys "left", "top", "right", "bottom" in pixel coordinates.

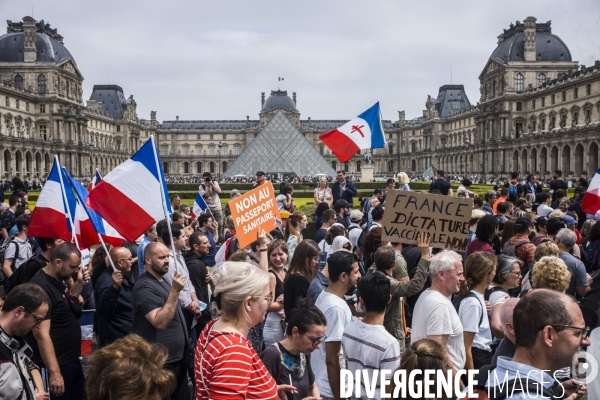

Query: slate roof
[
  {"left": 434, "top": 85, "right": 472, "bottom": 118},
  {"left": 491, "top": 20, "right": 572, "bottom": 64},
  {"left": 0, "top": 32, "right": 74, "bottom": 64},
  {"left": 88, "top": 85, "right": 128, "bottom": 120},
  {"left": 262, "top": 90, "right": 297, "bottom": 112}
]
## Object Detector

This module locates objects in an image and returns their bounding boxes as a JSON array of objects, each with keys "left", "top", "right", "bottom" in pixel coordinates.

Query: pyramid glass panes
[{"left": 223, "top": 111, "right": 337, "bottom": 177}]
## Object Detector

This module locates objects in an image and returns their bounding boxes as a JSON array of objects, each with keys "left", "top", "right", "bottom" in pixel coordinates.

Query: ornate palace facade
[
  {"left": 0, "top": 17, "right": 154, "bottom": 180},
  {"left": 1, "top": 15, "right": 598, "bottom": 181},
  {"left": 400, "top": 17, "right": 600, "bottom": 181}
]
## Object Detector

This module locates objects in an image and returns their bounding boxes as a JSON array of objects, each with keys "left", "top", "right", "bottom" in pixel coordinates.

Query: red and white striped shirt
[{"left": 195, "top": 319, "right": 278, "bottom": 400}]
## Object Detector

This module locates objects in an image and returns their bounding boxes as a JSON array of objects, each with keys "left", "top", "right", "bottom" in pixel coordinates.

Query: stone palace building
[
  {"left": 400, "top": 17, "right": 600, "bottom": 181},
  {"left": 0, "top": 15, "right": 598, "bottom": 180}
]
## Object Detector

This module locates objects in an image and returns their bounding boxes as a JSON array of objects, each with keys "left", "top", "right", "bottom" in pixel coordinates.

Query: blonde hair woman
[
  {"left": 195, "top": 261, "right": 295, "bottom": 399},
  {"left": 313, "top": 177, "right": 333, "bottom": 209},
  {"left": 397, "top": 172, "right": 410, "bottom": 191},
  {"left": 531, "top": 256, "right": 571, "bottom": 292}
]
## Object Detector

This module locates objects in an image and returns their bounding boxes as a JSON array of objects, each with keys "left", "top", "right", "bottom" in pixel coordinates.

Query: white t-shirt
[
  {"left": 537, "top": 204, "right": 553, "bottom": 217},
  {"left": 458, "top": 291, "right": 493, "bottom": 352},
  {"left": 313, "top": 291, "right": 353, "bottom": 398},
  {"left": 342, "top": 321, "right": 401, "bottom": 400},
  {"left": 411, "top": 289, "right": 466, "bottom": 370},
  {"left": 487, "top": 288, "right": 510, "bottom": 318}
]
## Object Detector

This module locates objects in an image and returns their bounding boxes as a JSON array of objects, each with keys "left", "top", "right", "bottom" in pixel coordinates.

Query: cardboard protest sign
[
  {"left": 229, "top": 182, "right": 278, "bottom": 248},
  {"left": 382, "top": 190, "right": 473, "bottom": 251}
]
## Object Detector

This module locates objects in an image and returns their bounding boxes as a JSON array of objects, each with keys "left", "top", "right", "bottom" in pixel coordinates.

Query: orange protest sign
[{"left": 229, "top": 182, "right": 278, "bottom": 248}]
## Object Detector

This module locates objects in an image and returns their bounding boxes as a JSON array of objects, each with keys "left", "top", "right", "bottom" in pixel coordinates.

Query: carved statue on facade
[
  {"left": 10, "top": 124, "right": 15, "bottom": 136},
  {"left": 364, "top": 149, "right": 373, "bottom": 165}
]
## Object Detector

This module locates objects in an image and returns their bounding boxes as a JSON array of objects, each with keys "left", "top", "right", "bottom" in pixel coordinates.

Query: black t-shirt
[
  {"left": 314, "top": 228, "right": 327, "bottom": 244},
  {"left": 26, "top": 270, "right": 82, "bottom": 366},
  {"left": 132, "top": 273, "right": 187, "bottom": 363},
  {"left": 431, "top": 178, "right": 451, "bottom": 195},
  {"left": 283, "top": 274, "right": 310, "bottom": 322},
  {"left": 550, "top": 179, "right": 568, "bottom": 200}
]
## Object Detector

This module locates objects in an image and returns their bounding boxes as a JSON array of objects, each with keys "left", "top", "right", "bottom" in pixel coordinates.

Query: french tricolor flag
[
  {"left": 191, "top": 192, "right": 208, "bottom": 221},
  {"left": 63, "top": 168, "right": 125, "bottom": 249},
  {"left": 88, "top": 170, "right": 102, "bottom": 192},
  {"left": 319, "top": 102, "right": 386, "bottom": 162},
  {"left": 581, "top": 167, "right": 600, "bottom": 215},
  {"left": 28, "top": 158, "right": 73, "bottom": 242},
  {"left": 88, "top": 138, "right": 171, "bottom": 242}
]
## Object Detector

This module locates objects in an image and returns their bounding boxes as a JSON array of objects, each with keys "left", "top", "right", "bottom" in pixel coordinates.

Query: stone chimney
[
  {"left": 497, "top": 34, "right": 504, "bottom": 45},
  {"left": 261, "top": 92, "right": 265, "bottom": 108},
  {"left": 292, "top": 92, "right": 297, "bottom": 106},
  {"left": 176, "top": 116, "right": 179, "bottom": 121},
  {"left": 524, "top": 16, "right": 537, "bottom": 62},
  {"left": 246, "top": 115, "right": 249, "bottom": 121},
  {"left": 22, "top": 16, "right": 37, "bottom": 63}
]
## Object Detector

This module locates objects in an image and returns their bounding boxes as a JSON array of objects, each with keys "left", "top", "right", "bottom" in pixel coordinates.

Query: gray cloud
[{"left": 2, "top": 0, "right": 598, "bottom": 122}]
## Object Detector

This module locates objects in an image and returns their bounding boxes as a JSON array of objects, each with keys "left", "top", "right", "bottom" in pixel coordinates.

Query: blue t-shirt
[{"left": 203, "top": 229, "right": 217, "bottom": 267}]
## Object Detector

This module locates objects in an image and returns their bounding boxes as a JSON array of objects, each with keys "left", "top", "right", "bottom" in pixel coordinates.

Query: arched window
[
  {"left": 66, "top": 80, "right": 70, "bottom": 97},
  {"left": 411, "top": 142, "right": 417, "bottom": 152},
  {"left": 411, "top": 160, "right": 416, "bottom": 171},
  {"left": 209, "top": 162, "right": 215, "bottom": 173},
  {"left": 344, "top": 162, "right": 349, "bottom": 172},
  {"left": 320, "top": 144, "right": 324, "bottom": 155},
  {"left": 222, "top": 162, "right": 228, "bottom": 173},
  {"left": 182, "top": 145, "right": 189, "bottom": 156},
  {"left": 14, "top": 74, "right": 23, "bottom": 87},
  {"left": 221, "top": 145, "right": 227, "bottom": 156},
  {"left": 356, "top": 161, "right": 362, "bottom": 172},
  {"left": 196, "top": 162, "right": 202, "bottom": 173},
  {"left": 162, "top": 162, "right": 169, "bottom": 174},
  {"left": 38, "top": 75, "right": 46, "bottom": 94},
  {"left": 331, "top": 161, "right": 337, "bottom": 170},
  {"left": 209, "top": 146, "right": 214, "bottom": 155},
  {"left": 389, "top": 144, "right": 394, "bottom": 155},
  {"left": 515, "top": 73, "right": 524, "bottom": 92},
  {"left": 234, "top": 145, "right": 240, "bottom": 155},
  {"left": 537, "top": 73, "right": 546, "bottom": 85},
  {"left": 183, "top": 162, "right": 189, "bottom": 174}
]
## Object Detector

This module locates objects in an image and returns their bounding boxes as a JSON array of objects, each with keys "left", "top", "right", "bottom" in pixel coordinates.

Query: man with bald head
[
  {"left": 94, "top": 246, "right": 134, "bottom": 347},
  {"left": 470, "top": 289, "right": 590, "bottom": 398},
  {"left": 133, "top": 242, "right": 189, "bottom": 400},
  {"left": 490, "top": 298, "right": 518, "bottom": 365}
]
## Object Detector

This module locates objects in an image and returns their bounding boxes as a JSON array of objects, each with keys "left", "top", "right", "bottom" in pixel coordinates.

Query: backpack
[
  {"left": 0, "top": 240, "right": 20, "bottom": 296},
  {"left": 502, "top": 239, "right": 529, "bottom": 257},
  {"left": 451, "top": 291, "right": 483, "bottom": 326},
  {"left": 508, "top": 182, "right": 518, "bottom": 197},
  {"left": 484, "top": 286, "right": 508, "bottom": 302},
  {"left": 585, "top": 241, "right": 600, "bottom": 271},
  {"left": 470, "top": 364, "right": 560, "bottom": 400},
  {"left": 4, "top": 253, "right": 45, "bottom": 296},
  {"left": 356, "top": 222, "right": 378, "bottom": 251}
]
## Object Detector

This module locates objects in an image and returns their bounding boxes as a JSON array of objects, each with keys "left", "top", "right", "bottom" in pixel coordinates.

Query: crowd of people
[{"left": 0, "top": 168, "right": 596, "bottom": 400}]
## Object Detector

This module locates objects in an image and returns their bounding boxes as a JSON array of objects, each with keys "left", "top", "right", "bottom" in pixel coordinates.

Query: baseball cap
[
  {"left": 334, "top": 199, "right": 351, "bottom": 211},
  {"left": 350, "top": 209, "right": 364, "bottom": 222},
  {"left": 256, "top": 171, "right": 265, "bottom": 176},
  {"left": 561, "top": 215, "right": 576, "bottom": 226},
  {"left": 515, "top": 217, "right": 532, "bottom": 230},
  {"left": 279, "top": 210, "right": 291, "bottom": 219}
]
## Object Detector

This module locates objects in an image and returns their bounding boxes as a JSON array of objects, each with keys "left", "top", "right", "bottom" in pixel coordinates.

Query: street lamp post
[{"left": 217, "top": 141, "right": 223, "bottom": 179}]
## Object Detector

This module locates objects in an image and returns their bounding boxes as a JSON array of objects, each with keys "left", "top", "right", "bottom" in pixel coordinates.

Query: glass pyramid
[{"left": 223, "top": 110, "right": 337, "bottom": 177}]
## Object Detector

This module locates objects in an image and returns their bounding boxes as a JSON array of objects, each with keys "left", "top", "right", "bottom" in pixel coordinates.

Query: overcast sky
[{"left": 2, "top": 1, "right": 599, "bottom": 123}]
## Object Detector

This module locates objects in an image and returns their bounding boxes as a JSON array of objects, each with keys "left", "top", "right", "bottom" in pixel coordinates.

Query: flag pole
[
  {"left": 55, "top": 156, "right": 80, "bottom": 249},
  {"left": 98, "top": 234, "right": 117, "bottom": 271},
  {"left": 150, "top": 135, "right": 179, "bottom": 273}
]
